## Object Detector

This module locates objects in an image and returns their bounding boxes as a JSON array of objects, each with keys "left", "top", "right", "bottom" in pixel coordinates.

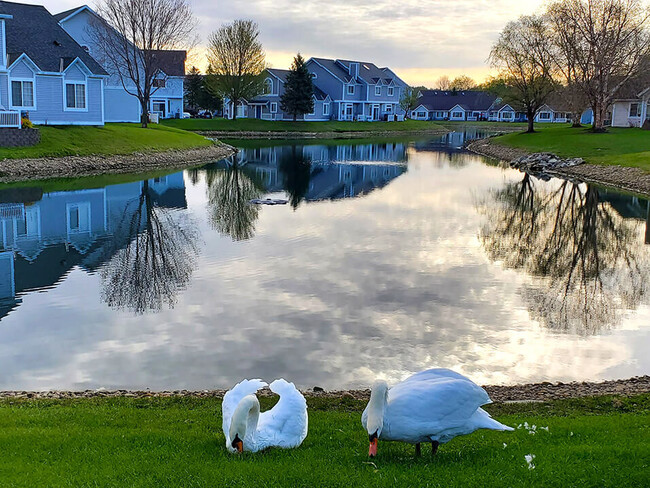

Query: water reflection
[{"left": 479, "top": 174, "right": 650, "bottom": 333}]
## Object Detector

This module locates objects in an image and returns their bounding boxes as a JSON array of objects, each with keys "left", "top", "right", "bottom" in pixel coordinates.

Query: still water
[{"left": 1, "top": 131, "right": 649, "bottom": 390}]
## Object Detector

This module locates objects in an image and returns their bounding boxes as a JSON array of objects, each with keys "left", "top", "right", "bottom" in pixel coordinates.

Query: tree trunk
[
  {"left": 592, "top": 99, "right": 607, "bottom": 133},
  {"left": 140, "top": 98, "right": 149, "bottom": 128},
  {"left": 526, "top": 109, "right": 535, "bottom": 133},
  {"left": 231, "top": 98, "right": 238, "bottom": 121},
  {"left": 293, "top": 113, "right": 297, "bottom": 122}
]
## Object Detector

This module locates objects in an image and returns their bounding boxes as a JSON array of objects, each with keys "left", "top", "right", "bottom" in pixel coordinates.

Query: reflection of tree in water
[
  {"left": 479, "top": 174, "right": 650, "bottom": 334},
  {"left": 101, "top": 180, "right": 199, "bottom": 314},
  {"left": 204, "top": 163, "right": 264, "bottom": 241},
  {"left": 279, "top": 146, "right": 312, "bottom": 209}
]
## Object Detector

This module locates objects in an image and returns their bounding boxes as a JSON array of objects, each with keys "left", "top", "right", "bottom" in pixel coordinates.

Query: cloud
[{"left": 32, "top": 0, "right": 543, "bottom": 85}]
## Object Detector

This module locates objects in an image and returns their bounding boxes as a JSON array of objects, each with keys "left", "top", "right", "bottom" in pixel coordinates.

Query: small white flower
[
  {"left": 540, "top": 426, "right": 549, "bottom": 432},
  {"left": 503, "top": 443, "right": 507, "bottom": 449},
  {"left": 570, "top": 432, "right": 574, "bottom": 437},
  {"left": 525, "top": 454, "right": 536, "bottom": 470},
  {"left": 517, "top": 424, "right": 523, "bottom": 429}
]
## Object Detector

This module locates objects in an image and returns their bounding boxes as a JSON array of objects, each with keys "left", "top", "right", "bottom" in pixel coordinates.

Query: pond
[{"left": 0, "top": 129, "right": 649, "bottom": 391}]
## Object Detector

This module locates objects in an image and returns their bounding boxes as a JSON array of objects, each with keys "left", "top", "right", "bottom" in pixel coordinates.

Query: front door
[
  {"left": 345, "top": 104, "right": 354, "bottom": 120},
  {"left": 372, "top": 105, "right": 380, "bottom": 121},
  {"left": 152, "top": 100, "right": 166, "bottom": 118}
]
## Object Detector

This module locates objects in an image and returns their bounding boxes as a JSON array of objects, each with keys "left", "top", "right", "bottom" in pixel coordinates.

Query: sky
[{"left": 38, "top": 0, "right": 544, "bottom": 86}]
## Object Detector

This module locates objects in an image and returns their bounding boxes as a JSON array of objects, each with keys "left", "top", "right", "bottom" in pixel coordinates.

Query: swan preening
[
  {"left": 362, "top": 368, "right": 514, "bottom": 457},
  {"left": 222, "top": 378, "right": 308, "bottom": 453}
]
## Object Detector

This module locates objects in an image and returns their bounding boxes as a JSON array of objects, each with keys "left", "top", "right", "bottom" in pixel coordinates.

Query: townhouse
[
  {"left": 226, "top": 57, "right": 409, "bottom": 121},
  {"left": 411, "top": 90, "right": 498, "bottom": 121}
]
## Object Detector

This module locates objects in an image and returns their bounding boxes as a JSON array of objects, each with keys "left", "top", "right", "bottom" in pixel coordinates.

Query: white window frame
[
  {"left": 630, "top": 103, "right": 641, "bottom": 117},
  {"left": 270, "top": 102, "right": 277, "bottom": 113},
  {"left": 387, "top": 86, "right": 394, "bottom": 96},
  {"left": 9, "top": 78, "right": 35, "bottom": 110},
  {"left": 384, "top": 104, "right": 392, "bottom": 113},
  {"left": 263, "top": 77, "right": 273, "bottom": 95},
  {"left": 66, "top": 202, "right": 91, "bottom": 234},
  {"left": 375, "top": 85, "right": 381, "bottom": 96},
  {"left": 452, "top": 111, "right": 464, "bottom": 118},
  {"left": 539, "top": 112, "right": 551, "bottom": 120},
  {"left": 347, "top": 84, "right": 355, "bottom": 95},
  {"left": 323, "top": 103, "right": 330, "bottom": 116},
  {"left": 64, "top": 81, "right": 88, "bottom": 111},
  {"left": 416, "top": 111, "right": 426, "bottom": 118},
  {"left": 311, "top": 73, "right": 317, "bottom": 80}
]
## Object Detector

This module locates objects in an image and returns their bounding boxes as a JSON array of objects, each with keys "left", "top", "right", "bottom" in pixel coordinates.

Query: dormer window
[
  {"left": 375, "top": 85, "right": 381, "bottom": 96},
  {"left": 388, "top": 86, "right": 394, "bottom": 96},
  {"left": 262, "top": 78, "right": 273, "bottom": 95},
  {"left": 347, "top": 84, "right": 355, "bottom": 95},
  {"left": 153, "top": 79, "right": 166, "bottom": 88}
]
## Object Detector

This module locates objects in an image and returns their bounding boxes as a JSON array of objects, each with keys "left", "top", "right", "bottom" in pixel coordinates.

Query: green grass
[
  {"left": 0, "top": 123, "right": 212, "bottom": 160},
  {"left": 162, "top": 118, "right": 446, "bottom": 133},
  {"left": 494, "top": 125, "right": 650, "bottom": 171},
  {"left": 0, "top": 394, "right": 647, "bottom": 487}
]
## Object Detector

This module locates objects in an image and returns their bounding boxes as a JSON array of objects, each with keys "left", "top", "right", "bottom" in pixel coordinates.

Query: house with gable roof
[
  {"left": 0, "top": 1, "right": 107, "bottom": 126},
  {"left": 411, "top": 90, "right": 498, "bottom": 121},
  {"left": 225, "top": 68, "right": 332, "bottom": 121},
  {"left": 55, "top": 4, "right": 186, "bottom": 122}
]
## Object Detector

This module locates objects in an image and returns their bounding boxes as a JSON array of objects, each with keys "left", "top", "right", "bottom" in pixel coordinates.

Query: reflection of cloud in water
[{"left": 0, "top": 148, "right": 649, "bottom": 390}]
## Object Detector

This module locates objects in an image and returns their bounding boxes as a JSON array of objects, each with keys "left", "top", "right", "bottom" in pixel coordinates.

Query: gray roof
[
  {"left": 148, "top": 50, "right": 186, "bottom": 77},
  {"left": 310, "top": 57, "right": 403, "bottom": 86},
  {"left": 53, "top": 5, "right": 83, "bottom": 21},
  {"left": 267, "top": 68, "right": 289, "bottom": 83},
  {"left": 417, "top": 90, "right": 498, "bottom": 112},
  {"left": 0, "top": 1, "right": 106, "bottom": 75}
]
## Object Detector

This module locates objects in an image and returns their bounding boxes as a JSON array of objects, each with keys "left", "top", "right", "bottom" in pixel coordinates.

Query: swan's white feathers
[
  {"left": 222, "top": 378, "right": 267, "bottom": 438},
  {"left": 257, "top": 379, "right": 308, "bottom": 448},
  {"left": 222, "top": 378, "right": 308, "bottom": 452},
  {"left": 363, "top": 368, "right": 512, "bottom": 444}
]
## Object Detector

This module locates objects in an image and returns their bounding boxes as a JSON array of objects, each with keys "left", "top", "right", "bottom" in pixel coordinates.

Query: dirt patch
[
  {"left": 1, "top": 376, "right": 647, "bottom": 403},
  {"left": 467, "top": 137, "right": 650, "bottom": 196},
  {"left": 0, "top": 143, "right": 236, "bottom": 184}
]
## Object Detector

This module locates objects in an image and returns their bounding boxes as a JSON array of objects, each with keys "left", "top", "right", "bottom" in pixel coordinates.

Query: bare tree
[
  {"left": 206, "top": 20, "right": 266, "bottom": 120},
  {"left": 546, "top": 0, "right": 650, "bottom": 132},
  {"left": 490, "top": 15, "right": 558, "bottom": 133},
  {"left": 434, "top": 75, "right": 451, "bottom": 90},
  {"left": 91, "top": 0, "right": 196, "bottom": 127},
  {"left": 399, "top": 87, "right": 420, "bottom": 117},
  {"left": 449, "top": 75, "right": 477, "bottom": 91}
]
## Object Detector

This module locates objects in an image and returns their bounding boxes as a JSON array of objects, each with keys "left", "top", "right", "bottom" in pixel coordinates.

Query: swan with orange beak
[{"left": 362, "top": 369, "right": 514, "bottom": 457}]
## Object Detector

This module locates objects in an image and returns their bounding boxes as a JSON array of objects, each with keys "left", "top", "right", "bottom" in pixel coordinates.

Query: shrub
[{"left": 21, "top": 118, "right": 33, "bottom": 129}]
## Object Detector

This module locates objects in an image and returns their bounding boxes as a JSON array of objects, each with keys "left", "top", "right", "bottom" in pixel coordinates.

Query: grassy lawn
[
  {"left": 0, "top": 123, "right": 212, "bottom": 160},
  {"left": 0, "top": 394, "right": 647, "bottom": 487},
  {"left": 162, "top": 118, "right": 446, "bottom": 133},
  {"left": 494, "top": 125, "right": 650, "bottom": 171}
]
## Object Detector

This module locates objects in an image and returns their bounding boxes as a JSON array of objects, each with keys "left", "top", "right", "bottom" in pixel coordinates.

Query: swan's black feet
[
  {"left": 431, "top": 441, "right": 439, "bottom": 456},
  {"left": 415, "top": 443, "right": 421, "bottom": 456}
]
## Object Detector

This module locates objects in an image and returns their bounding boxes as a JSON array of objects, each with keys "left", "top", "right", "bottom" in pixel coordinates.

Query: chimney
[{"left": 349, "top": 62, "right": 359, "bottom": 79}]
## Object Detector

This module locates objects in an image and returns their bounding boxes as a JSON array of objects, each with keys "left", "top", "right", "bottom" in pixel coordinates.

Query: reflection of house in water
[
  {"left": 598, "top": 190, "right": 650, "bottom": 244},
  {"left": 0, "top": 172, "right": 186, "bottom": 321},
  {"left": 230, "top": 142, "right": 408, "bottom": 201},
  {"left": 413, "top": 130, "right": 491, "bottom": 153}
]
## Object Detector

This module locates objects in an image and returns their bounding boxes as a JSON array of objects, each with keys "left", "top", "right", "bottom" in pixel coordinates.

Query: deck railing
[{"left": 0, "top": 110, "right": 20, "bottom": 128}]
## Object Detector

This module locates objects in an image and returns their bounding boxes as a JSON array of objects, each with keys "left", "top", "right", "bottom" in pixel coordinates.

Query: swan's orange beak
[
  {"left": 369, "top": 438, "right": 378, "bottom": 457},
  {"left": 235, "top": 440, "right": 243, "bottom": 453}
]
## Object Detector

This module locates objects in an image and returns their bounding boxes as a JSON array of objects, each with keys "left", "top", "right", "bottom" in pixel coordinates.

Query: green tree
[
  {"left": 184, "top": 66, "right": 203, "bottom": 110},
  {"left": 449, "top": 75, "right": 476, "bottom": 91},
  {"left": 280, "top": 54, "right": 314, "bottom": 121},
  {"left": 399, "top": 87, "right": 420, "bottom": 118},
  {"left": 206, "top": 20, "right": 266, "bottom": 120}
]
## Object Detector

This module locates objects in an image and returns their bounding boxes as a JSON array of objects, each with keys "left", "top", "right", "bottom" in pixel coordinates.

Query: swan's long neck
[
  {"left": 229, "top": 394, "right": 260, "bottom": 450},
  {"left": 367, "top": 380, "right": 389, "bottom": 437}
]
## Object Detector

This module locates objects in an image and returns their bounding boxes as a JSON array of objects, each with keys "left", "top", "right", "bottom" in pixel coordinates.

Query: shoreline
[
  {"left": 2, "top": 376, "right": 647, "bottom": 403},
  {"left": 0, "top": 143, "right": 237, "bottom": 184},
  {"left": 467, "top": 137, "right": 650, "bottom": 196},
  {"left": 196, "top": 129, "right": 449, "bottom": 140}
]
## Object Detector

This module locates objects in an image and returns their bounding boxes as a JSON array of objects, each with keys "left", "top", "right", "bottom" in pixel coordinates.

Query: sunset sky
[{"left": 40, "top": 0, "right": 545, "bottom": 86}]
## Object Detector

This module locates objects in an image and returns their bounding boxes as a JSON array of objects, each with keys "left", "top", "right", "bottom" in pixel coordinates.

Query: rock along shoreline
[
  {"left": 1, "top": 376, "right": 647, "bottom": 404},
  {"left": 467, "top": 137, "right": 650, "bottom": 196},
  {"left": 0, "top": 142, "right": 237, "bottom": 184}
]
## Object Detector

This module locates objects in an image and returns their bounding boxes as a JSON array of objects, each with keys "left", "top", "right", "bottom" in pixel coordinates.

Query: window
[
  {"left": 16, "top": 207, "right": 39, "bottom": 238},
  {"left": 311, "top": 73, "right": 317, "bottom": 80},
  {"left": 262, "top": 78, "right": 273, "bottom": 95},
  {"left": 452, "top": 111, "right": 463, "bottom": 118},
  {"left": 67, "top": 203, "right": 91, "bottom": 233},
  {"left": 11, "top": 80, "right": 34, "bottom": 107},
  {"left": 539, "top": 112, "right": 551, "bottom": 120},
  {"left": 387, "top": 86, "right": 394, "bottom": 96},
  {"left": 375, "top": 85, "right": 381, "bottom": 96},
  {"left": 81, "top": 45, "right": 90, "bottom": 54},
  {"left": 323, "top": 103, "right": 330, "bottom": 116},
  {"left": 630, "top": 103, "right": 641, "bottom": 117},
  {"left": 65, "top": 83, "right": 86, "bottom": 109},
  {"left": 270, "top": 102, "right": 277, "bottom": 113},
  {"left": 347, "top": 84, "right": 355, "bottom": 95},
  {"left": 153, "top": 78, "right": 166, "bottom": 88},
  {"left": 152, "top": 100, "right": 166, "bottom": 117},
  {"left": 384, "top": 104, "right": 392, "bottom": 113},
  {"left": 416, "top": 111, "right": 426, "bottom": 118}
]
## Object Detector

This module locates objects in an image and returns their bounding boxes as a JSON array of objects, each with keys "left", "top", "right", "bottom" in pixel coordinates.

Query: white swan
[
  {"left": 362, "top": 368, "right": 513, "bottom": 457},
  {"left": 222, "top": 378, "right": 308, "bottom": 453}
]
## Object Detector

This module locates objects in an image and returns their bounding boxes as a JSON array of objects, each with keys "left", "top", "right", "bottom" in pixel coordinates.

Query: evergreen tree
[
  {"left": 184, "top": 66, "right": 203, "bottom": 111},
  {"left": 281, "top": 54, "right": 314, "bottom": 121}
]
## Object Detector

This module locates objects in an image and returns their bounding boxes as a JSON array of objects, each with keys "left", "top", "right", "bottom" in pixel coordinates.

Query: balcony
[{"left": 0, "top": 110, "right": 20, "bottom": 128}]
